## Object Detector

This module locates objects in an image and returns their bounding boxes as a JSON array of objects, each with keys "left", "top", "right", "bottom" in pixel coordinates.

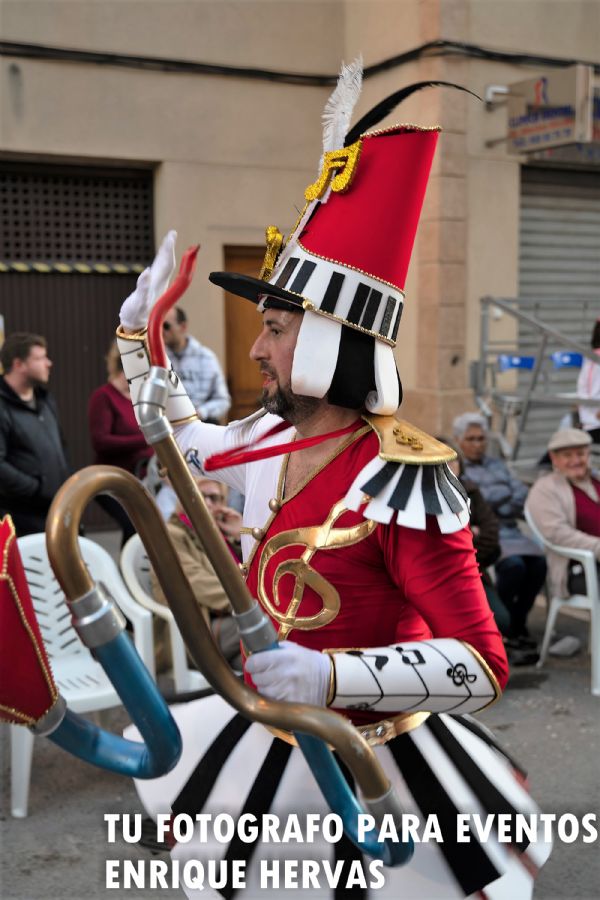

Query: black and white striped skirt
[{"left": 127, "top": 695, "right": 551, "bottom": 899}]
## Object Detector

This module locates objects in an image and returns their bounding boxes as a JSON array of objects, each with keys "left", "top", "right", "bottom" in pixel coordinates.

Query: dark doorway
[
  {"left": 1, "top": 272, "right": 138, "bottom": 526},
  {"left": 1, "top": 160, "right": 154, "bottom": 527}
]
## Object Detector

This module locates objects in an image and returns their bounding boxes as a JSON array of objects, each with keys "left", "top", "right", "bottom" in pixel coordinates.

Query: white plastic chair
[
  {"left": 120, "top": 534, "right": 209, "bottom": 695},
  {"left": 524, "top": 505, "right": 599, "bottom": 696},
  {"left": 11, "top": 533, "right": 156, "bottom": 817}
]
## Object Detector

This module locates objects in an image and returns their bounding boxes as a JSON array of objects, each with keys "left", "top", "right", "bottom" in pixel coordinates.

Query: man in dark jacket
[{"left": 0, "top": 332, "right": 70, "bottom": 535}]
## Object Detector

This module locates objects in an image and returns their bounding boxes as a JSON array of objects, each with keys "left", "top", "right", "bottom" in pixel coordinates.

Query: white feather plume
[
  {"left": 321, "top": 55, "right": 363, "bottom": 157},
  {"left": 282, "top": 56, "right": 363, "bottom": 249}
]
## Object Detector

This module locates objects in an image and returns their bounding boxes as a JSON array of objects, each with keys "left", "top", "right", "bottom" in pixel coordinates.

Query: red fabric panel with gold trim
[{"left": 0, "top": 516, "right": 58, "bottom": 726}]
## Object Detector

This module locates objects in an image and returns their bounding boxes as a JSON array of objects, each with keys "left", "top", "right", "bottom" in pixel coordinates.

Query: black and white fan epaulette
[{"left": 343, "top": 415, "right": 470, "bottom": 533}]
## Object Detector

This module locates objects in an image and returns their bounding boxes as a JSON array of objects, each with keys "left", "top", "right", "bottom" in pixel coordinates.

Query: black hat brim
[{"left": 209, "top": 271, "right": 304, "bottom": 311}]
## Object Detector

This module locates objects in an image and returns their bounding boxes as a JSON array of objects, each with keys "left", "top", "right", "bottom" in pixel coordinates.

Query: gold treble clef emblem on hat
[{"left": 257, "top": 499, "right": 377, "bottom": 639}]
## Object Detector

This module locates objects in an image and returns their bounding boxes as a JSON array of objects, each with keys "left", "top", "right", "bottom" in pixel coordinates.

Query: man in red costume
[{"left": 117, "top": 61, "right": 549, "bottom": 898}]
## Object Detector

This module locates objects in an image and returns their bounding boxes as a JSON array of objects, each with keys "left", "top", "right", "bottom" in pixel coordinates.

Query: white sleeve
[
  {"left": 173, "top": 419, "right": 245, "bottom": 495},
  {"left": 328, "top": 638, "right": 501, "bottom": 715},
  {"left": 116, "top": 327, "right": 287, "bottom": 499},
  {"left": 174, "top": 409, "right": 282, "bottom": 497},
  {"left": 117, "top": 329, "right": 196, "bottom": 425}
]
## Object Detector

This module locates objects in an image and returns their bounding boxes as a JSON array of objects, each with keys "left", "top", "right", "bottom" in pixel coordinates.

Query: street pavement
[{"left": 1, "top": 601, "right": 598, "bottom": 899}]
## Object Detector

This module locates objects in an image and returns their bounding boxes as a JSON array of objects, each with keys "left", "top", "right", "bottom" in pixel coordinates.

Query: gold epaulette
[{"left": 363, "top": 413, "right": 456, "bottom": 466}]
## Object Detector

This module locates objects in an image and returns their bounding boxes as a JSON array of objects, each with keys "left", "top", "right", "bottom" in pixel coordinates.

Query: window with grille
[{"left": 0, "top": 164, "right": 154, "bottom": 268}]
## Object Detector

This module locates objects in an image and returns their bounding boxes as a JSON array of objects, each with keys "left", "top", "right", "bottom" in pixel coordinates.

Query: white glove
[
  {"left": 119, "top": 230, "right": 178, "bottom": 331},
  {"left": 245, "top": 642, "right": 332, "bottom": 707}
]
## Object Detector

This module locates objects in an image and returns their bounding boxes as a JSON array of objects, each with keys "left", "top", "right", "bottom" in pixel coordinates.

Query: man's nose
[{"left": 249, "top": 333, "right": 266, "bottom": 361}]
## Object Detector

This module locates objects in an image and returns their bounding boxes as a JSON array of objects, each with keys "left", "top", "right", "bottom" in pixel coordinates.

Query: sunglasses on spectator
[{"left": 201, "top": 492, "right": 224, "bottom": 505}]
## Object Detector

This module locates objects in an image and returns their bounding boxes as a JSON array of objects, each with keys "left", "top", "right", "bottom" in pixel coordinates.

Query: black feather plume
[{"left": 344, "top": 81, "right": 482, "bottom": 146}]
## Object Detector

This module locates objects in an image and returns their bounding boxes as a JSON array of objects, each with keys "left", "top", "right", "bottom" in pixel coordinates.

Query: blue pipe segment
[
  {"left": 253, "top": 639, "right": 413, "bottom": 867},
  {"left": 49, "top": 630, "right": 181, "bottom": 778},
  {"left": 295, "top": 732, "right": 414, "bottom": 867}
]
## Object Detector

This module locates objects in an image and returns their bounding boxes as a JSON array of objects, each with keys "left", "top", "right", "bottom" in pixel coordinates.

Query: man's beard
[
  {"left": 28, "top": 375, "right": 48, "bottom": 390},
  {"left": 261, "top": 380, "right": 320, "bottom": 424}
]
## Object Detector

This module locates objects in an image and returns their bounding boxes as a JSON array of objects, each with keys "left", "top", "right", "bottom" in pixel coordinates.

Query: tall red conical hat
[
  {"left": 210, "top": 60, "right": 440, "bottom": 415},
  {"left": 0, "top": 517, "right": 59, "bottom": 726},
  {"left": 211, "top": 124, "right": 437, "bottom": 344}
]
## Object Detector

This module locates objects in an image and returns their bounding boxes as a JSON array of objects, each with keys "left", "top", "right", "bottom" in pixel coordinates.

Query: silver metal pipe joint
[{"left": 70, "top": 582, "right": 126, "bottom": 648}]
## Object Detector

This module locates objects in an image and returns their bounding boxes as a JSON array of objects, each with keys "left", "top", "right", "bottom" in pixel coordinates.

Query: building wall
[
  {"left": 461, "top": 0, "right": 599, "bottom": 432},
  {"left": 1, "top": 0, "right": 598, "bottom": 433},
  {"left": 1, "top": 0, "right": 345, "bottom": 375}
]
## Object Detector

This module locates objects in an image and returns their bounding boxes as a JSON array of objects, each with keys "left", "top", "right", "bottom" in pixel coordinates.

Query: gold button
[
  {"left": 251, "top": 527, "right": 264, "bottom": 541},
  {"left": 268, "top": 498, "right": 281, "bottom": 512},
  {"left": 239, "top": 563, "right": 248, "bottom": 576}
]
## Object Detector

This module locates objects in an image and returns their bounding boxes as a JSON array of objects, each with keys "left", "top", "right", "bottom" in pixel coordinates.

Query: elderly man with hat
[
  {"left": 116, "top": 63, "right": 550, "bottom": 898},
  {"left": 527, "top": 428, "right": 600, "bottom": 597}
]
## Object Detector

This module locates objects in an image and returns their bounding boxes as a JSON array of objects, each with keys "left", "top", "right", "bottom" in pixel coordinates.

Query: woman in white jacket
[{"left": 577, "top": 320, "right": 600, "bottom": 444}]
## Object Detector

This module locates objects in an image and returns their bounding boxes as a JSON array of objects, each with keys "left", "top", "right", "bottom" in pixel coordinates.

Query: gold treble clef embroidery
[{"left": 257, "top": 499, "right": 377, "bottom": 639}]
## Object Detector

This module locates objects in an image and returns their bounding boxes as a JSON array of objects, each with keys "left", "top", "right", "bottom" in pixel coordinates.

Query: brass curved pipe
[{"left": 46, "top": 464, "right": 390, "bottom": 799}]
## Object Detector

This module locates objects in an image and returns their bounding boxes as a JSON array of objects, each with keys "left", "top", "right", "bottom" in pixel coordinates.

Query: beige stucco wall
[
  {"left": 1, "top": 0, "right": 344, "bottom": 371},
  {"left": 1, "top": 0, "right": 598, "bottom": 432}
]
